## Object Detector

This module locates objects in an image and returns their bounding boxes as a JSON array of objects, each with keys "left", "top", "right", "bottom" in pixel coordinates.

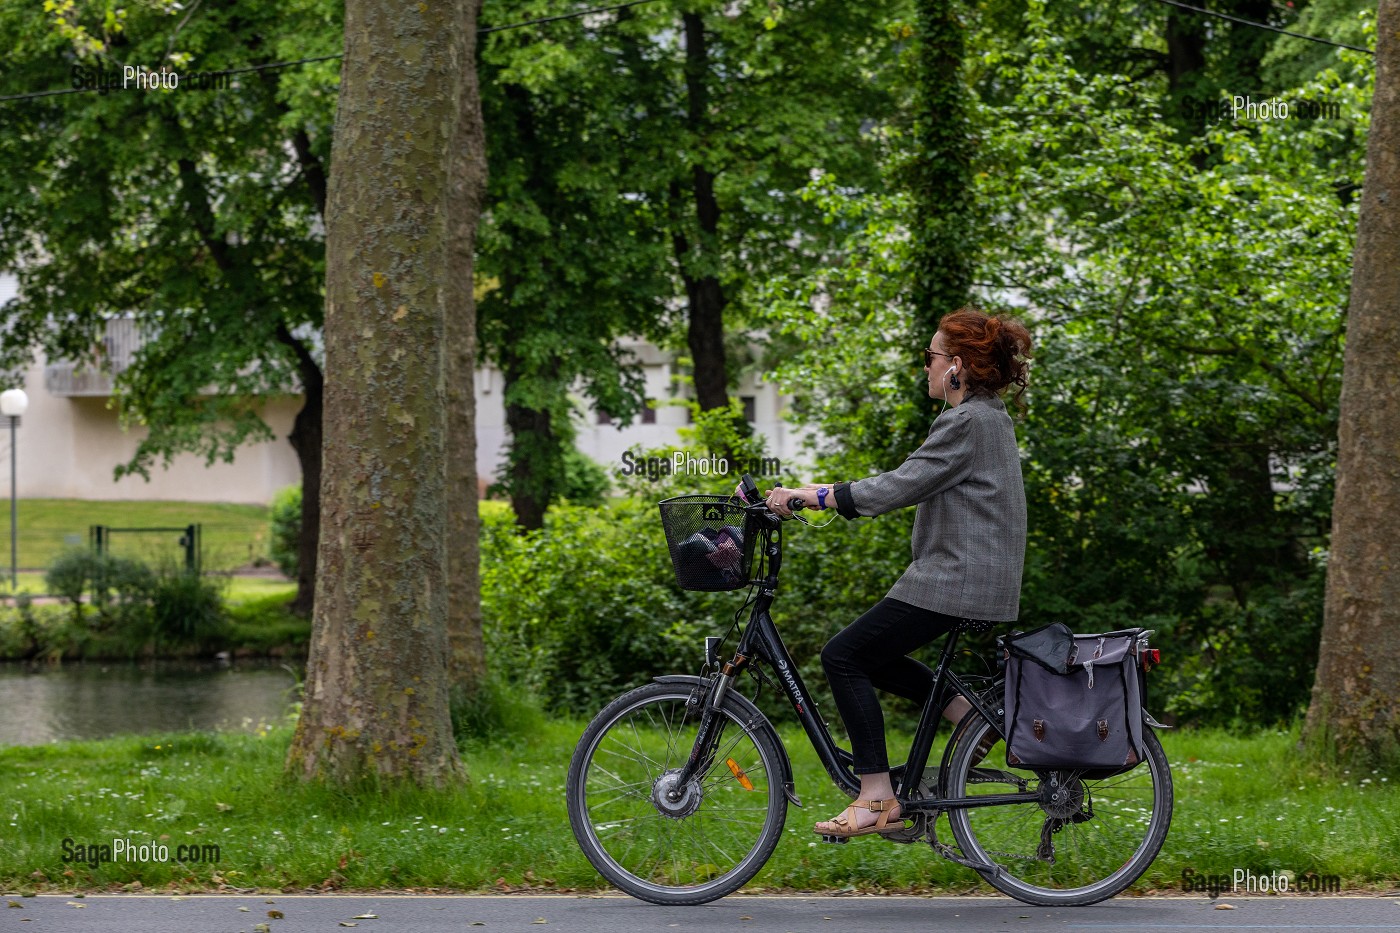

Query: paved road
[{"left": 3, "top": 894, "right": 1399, "bottom": 933}]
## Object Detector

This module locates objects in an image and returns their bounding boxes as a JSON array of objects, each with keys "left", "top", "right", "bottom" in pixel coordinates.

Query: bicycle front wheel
[
  {"left": 566, "top": 681, "right": 788, "bottom": 905},
  {"left": 945, "top": 713, "right": 1173, "bottom": 906}
]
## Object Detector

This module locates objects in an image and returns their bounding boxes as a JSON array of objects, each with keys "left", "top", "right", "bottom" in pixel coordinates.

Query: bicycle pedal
[{"left": 818, "top": 834, "right": 849, "bottom": 845}]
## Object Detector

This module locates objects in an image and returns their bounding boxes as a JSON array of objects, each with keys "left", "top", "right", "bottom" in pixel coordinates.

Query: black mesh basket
[{"left": 658, "top": 495, "right": 759, "bottom": 592}]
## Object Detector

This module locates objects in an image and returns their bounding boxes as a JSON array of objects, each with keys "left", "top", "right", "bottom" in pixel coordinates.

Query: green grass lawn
[
  {"left": 2, "top": 567, "right": 292, "bottom": 605},
  {"left": 219, "top": 577, "right": 296, "bottom": 605},
  {"left": 0, "top": 720, "right": 1395, "bottom": 896},
  {"left": 3, "top": 499, "right": 271, "bottom": 577}
]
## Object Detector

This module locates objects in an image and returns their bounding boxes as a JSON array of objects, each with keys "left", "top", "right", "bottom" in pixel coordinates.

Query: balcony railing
[{"left": 44, "top": 317, "right": 143, "bottom": 397}]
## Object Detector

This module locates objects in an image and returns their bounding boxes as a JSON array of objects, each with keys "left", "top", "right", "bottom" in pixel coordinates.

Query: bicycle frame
[{"left": 677, "top": 513, "right": 1038, "bottom": 815}]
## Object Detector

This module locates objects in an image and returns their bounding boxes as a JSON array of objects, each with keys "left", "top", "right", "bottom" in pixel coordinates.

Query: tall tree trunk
[
  {"left": 446, "top": 0, "right": 489, "bottom": 692},
  {"left": 1303, "top": 0, "right": 1400, "bottom": 767},
  {"left": 1164, "top": 6, "right": 1207, "bottom": 98},
  {"left": 492, "top": 83, "right": 571, "bottom": 533},
  {"left": 900, "top": 0, "right": 974, "bottom": 454},
  {"left": 277, "top": 325, "right": 323, "bottom": 619},
  {"left": 287, "top": 0, "right": 482, "bottom": 786},
  {"left": 500, "top": 339, "right": 563, "bottom": 532},
  {"left": 676, "top": 11, "right": 730, "bottom": 415},
  {"left": 908, "top": 0, "right": 973, "bottom": 337}
]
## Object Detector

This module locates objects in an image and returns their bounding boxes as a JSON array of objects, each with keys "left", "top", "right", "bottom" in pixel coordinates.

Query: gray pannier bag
[{"left": 998, "top": 622, "right": 1157, "bottom": 774}]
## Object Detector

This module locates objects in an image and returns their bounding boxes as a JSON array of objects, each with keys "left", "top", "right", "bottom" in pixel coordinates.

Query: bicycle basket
[{"left": 658, "top": 495, "right": 758, "bottom": 592}]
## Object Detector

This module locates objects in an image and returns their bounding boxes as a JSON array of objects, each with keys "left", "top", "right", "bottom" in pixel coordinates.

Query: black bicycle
[{"left": 565, "top": 475, "right": 1173, "bottom": 907}]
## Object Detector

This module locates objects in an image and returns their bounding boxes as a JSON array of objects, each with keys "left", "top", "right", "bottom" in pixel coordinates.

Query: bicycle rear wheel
[
  {"left": 566, "top": 681, "right": 787, "bottom": 905},
  {"left": 945, "top": 713, "right": 1173, "bottom": 906}
]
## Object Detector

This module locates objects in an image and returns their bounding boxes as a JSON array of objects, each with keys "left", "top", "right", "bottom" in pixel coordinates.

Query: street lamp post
[{"left": 0, "top": 388, "right": 28, "bottom": 592}]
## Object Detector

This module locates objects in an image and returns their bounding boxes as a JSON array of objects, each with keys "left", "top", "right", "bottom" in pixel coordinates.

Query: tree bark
[
  {"left": 908, "top": 0, "right": 973, "bottom": 338},
  {"left": 287, "top": 0, "right": 482, "bottom": 785},
  {"left": 446, "top": 0, "right": 489, "bottom": 692},
  {"left": 1303, "top": 0, "right": 1400, "bottom": 766},
  {"left": 1164, "top": 6, "right": 1207, "bottom": 98},
  {"left": 276, "top": 324, "right": 323, "bottom": 619},
  {"left": 676, "top": 12, "right": 730, "bottom": 415},
  {"left": 900, "top": 0, "right": 973, "bottom": 454}
]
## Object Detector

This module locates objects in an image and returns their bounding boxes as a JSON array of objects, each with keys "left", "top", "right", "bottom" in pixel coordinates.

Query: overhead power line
[
  {"left": 0, "top": 0, "right": 665, "bottom": 103},
  {"left": 1148, "top": 0, "right": 1375, "bottom": 56},
  {"left": 0, "top": 0, "right": 1373, "bottom": 104},
  {"left": 480, "top": 0, "right": 662, "bottom": 33}
]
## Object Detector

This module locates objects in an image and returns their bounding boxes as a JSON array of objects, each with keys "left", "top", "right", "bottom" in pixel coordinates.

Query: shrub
[
  {"left": 479, "top": 489, "right": 920, "bottom": 716},
  {"left": 449, "top": 674, "right": 546, "bottom": 744},
  {"left": 559, "top": 447, "right": 610, "bottom": 506},
  {"left": 149, "top": 566, "right": 227, "bottom": 647},
  {"left": 269, "top": 484, "right": 302, "bottom": 579},
  {"left": 44, "top": 549, "right": 154, "bottom": 632}
]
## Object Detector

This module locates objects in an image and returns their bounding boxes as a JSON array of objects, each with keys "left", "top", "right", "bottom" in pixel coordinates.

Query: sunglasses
[{"left": 922, "top": 348, "right": 953, "bottom": 367}]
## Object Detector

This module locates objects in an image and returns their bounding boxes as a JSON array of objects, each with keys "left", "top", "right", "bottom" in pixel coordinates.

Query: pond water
[{"left": 0, "top": 660, "right": 302, "bottom": 746}]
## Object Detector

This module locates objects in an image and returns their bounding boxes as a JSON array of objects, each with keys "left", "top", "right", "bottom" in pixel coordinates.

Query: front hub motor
[{"left": 652, "top": 769, "right": 703, "bottom": 819}]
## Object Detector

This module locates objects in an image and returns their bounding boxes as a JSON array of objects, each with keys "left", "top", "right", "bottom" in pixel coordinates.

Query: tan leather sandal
[{"left": 813, "top": 798, "right": 905, "bottom": 839}]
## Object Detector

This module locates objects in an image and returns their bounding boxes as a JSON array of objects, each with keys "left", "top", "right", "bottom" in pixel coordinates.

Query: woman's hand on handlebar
[{"left": 763, "top": 485, "right": 820, "bottom": 517}]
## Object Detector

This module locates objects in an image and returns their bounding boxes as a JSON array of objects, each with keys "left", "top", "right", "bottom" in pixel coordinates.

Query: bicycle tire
[
  {"left": 945, "top": 711, "right": 1173, "bottom": 906},
  {"left": 566, "top": 681, "right": 788, "bottom": 905}
]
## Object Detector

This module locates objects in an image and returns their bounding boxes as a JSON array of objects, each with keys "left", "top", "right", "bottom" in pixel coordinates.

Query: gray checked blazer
[{"left": 832, "top": 394, "right": 1027, "bottom": 621}]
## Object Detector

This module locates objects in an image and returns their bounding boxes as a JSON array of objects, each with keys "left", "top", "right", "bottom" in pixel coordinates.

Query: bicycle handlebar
[{"left": 735, "top": 473, "right": 804, "bottom": 518}]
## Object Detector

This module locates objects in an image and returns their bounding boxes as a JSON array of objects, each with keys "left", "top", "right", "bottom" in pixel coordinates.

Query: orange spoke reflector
[{"left": 726, "top": 758, "right": 755, "bottom": 791}]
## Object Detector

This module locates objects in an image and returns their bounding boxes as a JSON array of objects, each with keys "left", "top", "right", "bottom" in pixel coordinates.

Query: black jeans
[{"left": 820, "top": 597, "right": 980, "bottom": 775}]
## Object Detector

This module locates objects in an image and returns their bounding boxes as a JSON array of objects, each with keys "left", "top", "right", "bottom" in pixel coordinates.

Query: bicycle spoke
[
  {"left": 946, "top": 717, "right": 1173, "bottom": 905},
  {"left": 568, "top": 684, "right": 787, "bottom": 903}
]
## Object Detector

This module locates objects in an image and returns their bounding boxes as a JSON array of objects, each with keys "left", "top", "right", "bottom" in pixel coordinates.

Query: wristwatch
[{"left": 817, "top": 487, "right": 829, "bottom": 510}]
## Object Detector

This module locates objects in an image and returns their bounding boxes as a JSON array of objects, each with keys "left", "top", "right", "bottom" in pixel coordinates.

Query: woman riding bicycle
[{"left": 763, "top": 306, "right": 1033, "bottom": 839}]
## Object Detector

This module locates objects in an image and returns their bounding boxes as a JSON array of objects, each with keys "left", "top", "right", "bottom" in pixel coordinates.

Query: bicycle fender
[{"left": 653, "top": 675, "right": 802, "bottom": 808}]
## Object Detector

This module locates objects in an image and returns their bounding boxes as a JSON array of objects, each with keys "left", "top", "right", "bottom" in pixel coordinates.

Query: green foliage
[
  {"left": 558, "top": 448, "right": 610, "bottom": 508},
  {"left": 480, "top": 490, "right": 921, "bottom": 716},
  {"left": 41, "top": 549, "right": 227, "bottom": 652},
  {"left": 757, "top": 0, "right": 1372, "bottom": 728},
  {"left": 269, "top": 485, "right": 303, "bottom": 580},
  {"left": 148, "top": 568, "right": 227, "bottom": 648},
  {"left": 1156, "top": 559, "right": 1328, "bottom": 729},
  {"left": 476, "top": 0, "right": 915, "bottom": 524},
  {"left": 44, "top": 549, "right": 153, "bottom": 632},
  {"left": 44, "top": 549, "right": 95, "bottom": 618},
  {"left": 0, "top": 0, "right": 337, "bottom": 477},
  {"left": 449, "top": 674, "right": 547, "bottom": 744}
]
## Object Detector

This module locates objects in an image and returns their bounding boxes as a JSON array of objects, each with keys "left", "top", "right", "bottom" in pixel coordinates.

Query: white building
[{"left": 1, "top": 275, "right": 804, "bottom": 504}]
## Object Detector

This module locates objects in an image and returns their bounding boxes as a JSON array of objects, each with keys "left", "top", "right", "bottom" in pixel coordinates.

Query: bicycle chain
[{"left": 936, "top": 770, "right": 1064, "bottom": 866}]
